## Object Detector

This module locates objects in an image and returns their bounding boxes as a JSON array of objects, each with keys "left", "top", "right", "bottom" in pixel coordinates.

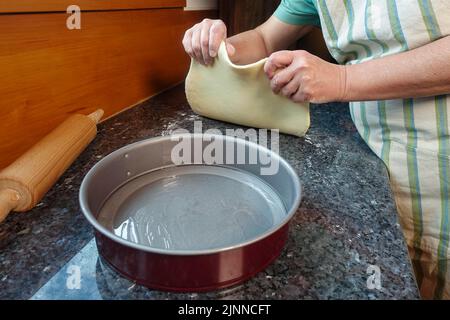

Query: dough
[{"left": 185, "top": 42, "right": 310, "bottom": 137}]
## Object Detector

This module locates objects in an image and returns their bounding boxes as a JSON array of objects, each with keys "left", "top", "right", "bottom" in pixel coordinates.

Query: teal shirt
[{"left": 274, "top": 0, "right": 320, "bottom": 27}]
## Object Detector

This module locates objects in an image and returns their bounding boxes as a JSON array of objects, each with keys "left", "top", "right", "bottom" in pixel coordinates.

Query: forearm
[
  {"left": 227, "top": 29, "right": 270, "bottom": 65},
  {"left": 227, "top": 16, "right": 313, "bottom": 65},
  {"left": 344, "top": 36, "right": 450, "bottom": 101}
]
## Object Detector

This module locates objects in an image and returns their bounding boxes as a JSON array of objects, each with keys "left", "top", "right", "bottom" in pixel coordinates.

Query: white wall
[{"left": 184, "top": 0, "right": 218, "bottom": 11}]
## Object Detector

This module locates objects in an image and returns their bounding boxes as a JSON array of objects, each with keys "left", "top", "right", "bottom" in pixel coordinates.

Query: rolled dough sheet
[{"left": 185, "top": 42, "right": 310, "bottom": 137}]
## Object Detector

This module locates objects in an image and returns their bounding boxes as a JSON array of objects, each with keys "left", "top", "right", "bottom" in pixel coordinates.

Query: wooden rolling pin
[{"left": 0, "top": 109, "right": 104, "bottom": 223}]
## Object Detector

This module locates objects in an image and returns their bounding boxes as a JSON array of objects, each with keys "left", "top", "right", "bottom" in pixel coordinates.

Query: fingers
[
  {"left": 191, "top": 27, "right": 203, "bottom": 64},
  {"left": 270, "top": 65, "right": 296, "bottom": 94},
  {"left": 264, "top": 51, "right": 294, "bottom": 79},
  {"left": 265, "top": 50, "right": 314, "bottom": 103},
  {"left": 291, "top": 89, "right": 310, "bottom": 103},
  {"left": 209, "top": 21, "right": 227, "bottom": 58},
  {"left": 182, "top": 28, "right": 194, "bottom": 59},
  {"left": 200, "top": 22, "right": 212, "bottom": 65},
  {"left": 291, "top": 78, "right": 312, "bottom": 103},
  {"left": 280, "top": 76, "right": 301, "bottom": 98},
  {"left": 226, "top": 42, "right": 236, "bottom": 57},
  {"left": 182, "top": 19, "right": 227, "bottom": 65},
  {"left": 275, "top": 73, "right": 310, "bottom": 103}
]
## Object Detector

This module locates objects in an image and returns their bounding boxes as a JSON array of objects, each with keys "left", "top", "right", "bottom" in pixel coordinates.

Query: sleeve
[{"left": 274, "top": 0, "right": 321, "bottom": 27}]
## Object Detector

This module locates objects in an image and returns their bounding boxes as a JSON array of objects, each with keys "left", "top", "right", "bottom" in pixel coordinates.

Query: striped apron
[{"left": 313, "top": 0, "right": 450, "bottom": 299}]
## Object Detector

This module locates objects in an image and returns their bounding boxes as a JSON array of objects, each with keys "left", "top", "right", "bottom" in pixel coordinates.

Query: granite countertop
[{"left": 0, "top": 84, "right": 419, "bottom": 299}]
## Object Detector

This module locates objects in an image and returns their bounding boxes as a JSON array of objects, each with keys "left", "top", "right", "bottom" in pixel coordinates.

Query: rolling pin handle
[
  {"left": 88, "top": 109, "right": 105, "bottom": 124},
  {"left": 0, "top": 189, "right": 21, "bottom": 223}
]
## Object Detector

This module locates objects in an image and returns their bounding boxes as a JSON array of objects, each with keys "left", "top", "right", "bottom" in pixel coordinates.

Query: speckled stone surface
[{"left": 0, "top": 85, "right": 419, "bottom": 299}]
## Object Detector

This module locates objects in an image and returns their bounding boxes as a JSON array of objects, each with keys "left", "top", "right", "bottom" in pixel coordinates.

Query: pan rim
[{"left": 79, "top": 133, "right": 302, "bottom": 256}]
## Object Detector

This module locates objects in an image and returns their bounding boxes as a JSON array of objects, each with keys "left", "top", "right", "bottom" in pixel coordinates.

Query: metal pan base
[{"left": 97, "top": 165, "right": 287, "bottom": 252}]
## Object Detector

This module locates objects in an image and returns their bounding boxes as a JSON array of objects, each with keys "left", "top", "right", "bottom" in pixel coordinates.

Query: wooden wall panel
[
  {"left": 0, "top": 0, "right": 186, "bottom": 13},
  {"left": 0, "top": 9, "right": 216, "bottom": 168},
  {"left": 219, "top": 0, "right": 279, "bottom": 36}
]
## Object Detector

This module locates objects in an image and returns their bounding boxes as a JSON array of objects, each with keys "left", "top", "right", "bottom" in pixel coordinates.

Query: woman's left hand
[{"left": 264, "top": 50, "right": 347, "bottom": 104}]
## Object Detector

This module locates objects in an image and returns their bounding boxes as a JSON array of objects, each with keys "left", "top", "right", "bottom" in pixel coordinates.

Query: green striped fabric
[
  {"left": 364, "top": 0, "right": 389, "bottom": 57},
  {"left": 418, "top": 0, "right": 442, "bottom": 41},
  {"left": 274, "top": 0, "right": 450, "bottom": 299},
  {"left": 403, "top": 98, "right": 425, "bottom": 288},
  {"left": 377, "top": 101, "right": 391, "bottom": 166},
  {"left": 435, "top": 95, "right": 450, "bottom": 298},
  {"left": 343, "top": 0, "right": 372, "bottom": 59},
  {"left": 316, "top": 0, "right": 358, "bottom": 63}
]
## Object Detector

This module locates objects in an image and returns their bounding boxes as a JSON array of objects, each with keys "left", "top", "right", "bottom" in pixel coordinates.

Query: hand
[
  {"left": 264, "top": 50, "right": 347, "bottom": 103},
  {"left": 182, "top": 19, "right": 236, "bottom": 65}
]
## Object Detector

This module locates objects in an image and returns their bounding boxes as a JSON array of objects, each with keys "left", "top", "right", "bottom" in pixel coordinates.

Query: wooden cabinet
[
  {"left": 0, "top": 2, "right": 216, "bottom": 169},
  {"left": 0, "top": 0, "right": 185, "bottom": 12},
  {"left": 219, "top": 0, "right": 280, "bottom": 36}
]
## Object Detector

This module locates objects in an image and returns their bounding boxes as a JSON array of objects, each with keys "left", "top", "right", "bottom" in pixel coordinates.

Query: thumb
[
  {"left": 264, "top": 51, "right": 294, "bottom": 79},
  {"left": 226, "top": 42, "right": 236, "bottom": 57}
]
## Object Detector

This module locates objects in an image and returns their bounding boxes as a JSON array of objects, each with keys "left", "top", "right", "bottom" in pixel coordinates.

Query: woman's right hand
[{"left": 182, "top": 19, "right": 235, "bottom": 65}]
